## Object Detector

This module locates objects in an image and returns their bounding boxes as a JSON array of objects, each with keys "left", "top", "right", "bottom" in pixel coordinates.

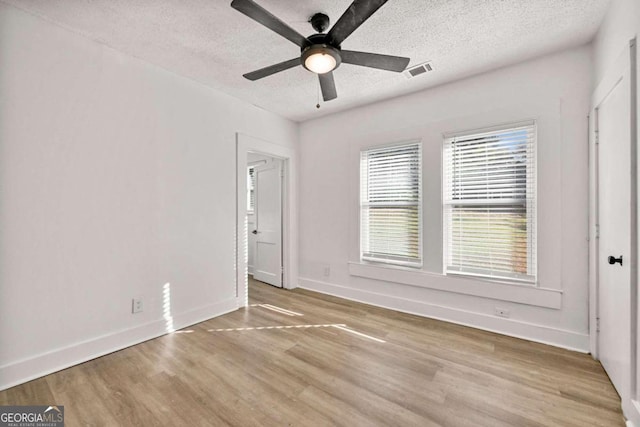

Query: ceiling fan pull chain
[{"left": 316, "top": 79, "right": 321, "bottom": 109}]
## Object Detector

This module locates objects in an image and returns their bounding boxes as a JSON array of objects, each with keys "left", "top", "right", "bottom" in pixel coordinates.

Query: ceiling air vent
[{"left": 403, "top": 61, "right": 433, "bottom": 79}]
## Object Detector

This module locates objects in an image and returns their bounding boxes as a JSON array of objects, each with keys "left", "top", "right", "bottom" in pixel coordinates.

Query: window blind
[
  {"left": 247, "top": 166, "right": 255, "bottom": 212},
  {"left": 360, "top": 143, "right": 421, "bottom": 266},
  {"left": 443, "top": 122, "right": 536, "bottom": 282}
]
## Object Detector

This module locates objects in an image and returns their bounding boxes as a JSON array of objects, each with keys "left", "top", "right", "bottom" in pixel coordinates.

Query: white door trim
[
  {"left": 235, "top": 133, "right": 298, "bottom": 306},
  {"left": 631, "top": 37, "right": 638, "bottom": 409},
  {"left": 631, "top": 36, "right": 639, "bottom": 425}
]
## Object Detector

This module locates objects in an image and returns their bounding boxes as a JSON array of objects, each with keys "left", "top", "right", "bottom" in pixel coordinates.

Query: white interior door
[
  {"left": 594, "top": 47, "right": 634, "bottom": 402},
  {"left": 253, "top": 160, "right": 283, "bottom": 287}
]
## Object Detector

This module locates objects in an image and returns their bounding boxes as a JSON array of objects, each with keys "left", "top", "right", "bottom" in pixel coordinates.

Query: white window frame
[
  {"left": 360, "top": 141, "right": 422, "bottom": 268},
  {"left": 442, "top": 121, "right": 538, "bottom": 284}
]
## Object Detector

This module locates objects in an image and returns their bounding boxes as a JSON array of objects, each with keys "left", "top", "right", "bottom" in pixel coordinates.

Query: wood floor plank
[{"left": 0, "top": 277, "right": 625, "bottom": 426}]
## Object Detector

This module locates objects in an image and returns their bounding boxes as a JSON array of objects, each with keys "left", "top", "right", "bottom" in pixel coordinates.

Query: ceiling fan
[{"left": 230, "top": 0, "right": 410, "bottom": 102}]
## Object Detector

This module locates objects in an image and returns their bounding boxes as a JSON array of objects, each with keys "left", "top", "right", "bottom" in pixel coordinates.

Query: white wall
[
  {"left": 0, "top": 3, "right": 297, "bottom": 390},
  {"left": 299, "top": 45, "right": 593, "bottom": 351},
  {"left": 592, "top": 0, "right": 640, "bottom": 423},
  {"left": 592, "top": 0, "right": 640, "bottom": 84}
]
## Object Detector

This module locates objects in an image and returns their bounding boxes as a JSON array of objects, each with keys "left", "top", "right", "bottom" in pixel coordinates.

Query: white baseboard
[
  {"left": 0, "top": 297, "right": 238, "bottom": 391},
  {"left": 624, "top": 399, "right": 640, "bottom": 426},
  {"left": 298, "top": 278, "right": 589, "bottom": 353}
]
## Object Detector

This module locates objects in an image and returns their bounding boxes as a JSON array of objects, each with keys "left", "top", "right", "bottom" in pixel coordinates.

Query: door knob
[
  {"left": 608, "top": 255, "right": 623, "bottom": 266},
  {"left": 252, "top": 230, "right": 258, "bottom": 235}
]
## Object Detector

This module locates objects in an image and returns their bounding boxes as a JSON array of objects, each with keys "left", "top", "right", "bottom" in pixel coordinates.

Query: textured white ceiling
[{"left": 4, "top": 0, "right": 611, "bottom": 122}]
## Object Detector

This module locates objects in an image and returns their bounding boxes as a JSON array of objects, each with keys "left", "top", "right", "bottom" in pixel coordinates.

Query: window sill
[{"left": 348, "top": 262, "right": 562, "bottom": 309}]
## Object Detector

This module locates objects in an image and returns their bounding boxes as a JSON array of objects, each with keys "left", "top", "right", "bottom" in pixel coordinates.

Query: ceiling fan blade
[
  {"left": 231, "top": 0, "right": 310, "bottom": 48},
  {"left": 243, "top": 58, "right": 301, "bottom": 80},
  {"left": 326, "top": 0, "right": 388, "bottom": 46},
  {"left": 341, "top": 50, "right": 410, "bottom": 72},
  {"left": 318, "top": 72, "right": 337, "bottom": 101}
]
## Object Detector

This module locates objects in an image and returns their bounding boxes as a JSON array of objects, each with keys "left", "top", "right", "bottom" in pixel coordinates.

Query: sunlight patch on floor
[
  {"left": 331, "top": 324, "right": 386, "bottom": 343},
  {"left": 207, "top": 324, "right": 345, "bottom": 332},
  {"left": 249, "top": 303, "right": 304, "bottom": 316},
  {"left": 207, "top": 322, "right": 386, "bottom": 343}
]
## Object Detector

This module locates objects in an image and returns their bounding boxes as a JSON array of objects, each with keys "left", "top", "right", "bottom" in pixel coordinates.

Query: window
[
  {"left": 360, "top": 142, "right": 421, "bottom": 266},
  {"left": 443, "top": 122, "right": 537, "bottom": 282},
  {"left": 247, "top": 166, "right": 255, "bottom": 213}
]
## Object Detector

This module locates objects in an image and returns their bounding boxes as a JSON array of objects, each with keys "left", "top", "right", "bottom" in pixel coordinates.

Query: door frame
[
  {"left": 589, "top": 38, "right": 638, "bottom": 419},
  {"left": 235, "top": 133, "right": 297, "bottom": 306}
]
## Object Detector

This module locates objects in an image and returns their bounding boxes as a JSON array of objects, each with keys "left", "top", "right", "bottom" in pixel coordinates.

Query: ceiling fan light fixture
[
  {"left": 302, "top": 45, "right": 341, "bottom": 74},
  {"left": 305, "top": 52, "right": 336, "bottom": 74}
]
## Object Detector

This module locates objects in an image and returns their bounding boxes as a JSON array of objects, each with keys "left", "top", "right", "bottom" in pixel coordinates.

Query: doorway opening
[
  {"left": 235, "top": 133, "right": 297, "bottom": 308},
  {"left": 247, "top": 152, "right": 284, "bottom": 289}
]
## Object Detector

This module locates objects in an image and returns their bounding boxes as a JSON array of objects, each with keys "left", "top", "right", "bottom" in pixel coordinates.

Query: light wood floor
[{"left": 0, "top": 278, "right": 624, "bottom": 426}]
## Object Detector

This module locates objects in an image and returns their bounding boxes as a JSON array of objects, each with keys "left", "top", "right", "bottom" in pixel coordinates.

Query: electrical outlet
[
  {"left": 323, "top": 266, "right": 330, "bottom": 277},
  {"left": 132, "top": 297, "right": 143, "bottom": 314},
  {"left": 494, "top": 307, "right": 510, "bottom": 318}
]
